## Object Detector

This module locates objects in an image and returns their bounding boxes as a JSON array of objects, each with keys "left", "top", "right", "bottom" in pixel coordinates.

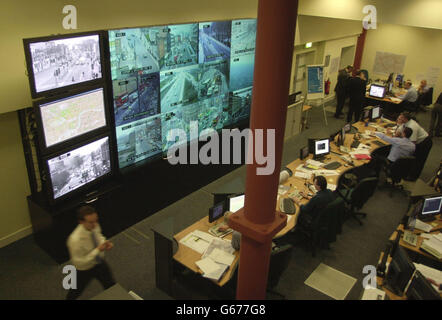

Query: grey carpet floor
[{"left": 0, "top": 100, "right": 440, "bottom": 300}]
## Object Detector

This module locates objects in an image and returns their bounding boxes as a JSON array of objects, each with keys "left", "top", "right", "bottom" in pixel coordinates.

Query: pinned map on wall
[
  {"left": 415, "top": 67, "right": 440, "bottom": 87},
  {"left": 329, "top": 57, "right": 340, "bottom": 75},
  {"left": 373, "top": 51, "right": 407, "bottom": 75}
]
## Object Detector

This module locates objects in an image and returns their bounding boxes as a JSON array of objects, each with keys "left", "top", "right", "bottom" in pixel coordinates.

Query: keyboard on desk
[
  {"left": 323, "top": 161, "right": 342, "bottom": 170},
  {"left": 280, "top": 197, "right": 296, "bottom": 214}
]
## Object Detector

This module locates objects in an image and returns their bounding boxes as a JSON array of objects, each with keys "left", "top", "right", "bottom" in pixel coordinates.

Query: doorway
[{"left": 339, "top": 45, "right": 355, "bottom": 70}]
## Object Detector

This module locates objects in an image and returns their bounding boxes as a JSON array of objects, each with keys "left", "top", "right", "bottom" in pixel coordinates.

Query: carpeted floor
[{"left": 0, "top": 99, "right": 440, "bottom": 300}]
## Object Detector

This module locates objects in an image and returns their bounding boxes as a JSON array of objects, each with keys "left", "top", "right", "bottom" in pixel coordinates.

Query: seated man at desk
[
  {"left": 292, "top": 175, "right": 335, "bottom": 226},
  {"left": 396, "top": 80, "right": 418, "bottom": 110},
  {"left": 418, "top": 79, "right": 430, "bottom": 95},
  {"left": 374, "top": 127, "right": 415, "bottom": 170}
]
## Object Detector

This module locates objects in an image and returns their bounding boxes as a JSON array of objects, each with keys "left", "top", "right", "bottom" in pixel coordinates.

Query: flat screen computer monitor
[
  {"left": 209, "top": 202, "right": 225, "bottom": 223},
  {"left": 371, "top": 106, "right": 381, "bottom": 120},
  {"left": 314, "top": 139, "right": 330, "bottom": 159},
  {"left": 344, "top": 123, "right": 351, "bottom": 133},
  {"left": 421, "top": 196, "right": 442, "bottom": 216},
  {"left": 229, "top": 194, "right": 245, "bottom": 213},
  {"left": 385, "top": 246, "right": 416, "bottom": 296},
  {"left": 37, "top": 87, "right": 107, "bottom": 150},
  {"left": 406, "top": 271, "right": 441, "bottom": 300},
  {"left": 46, "top": 136, "right": 112, "bottom": 201},
  {"left": 369, "top": 84, "right": 386, "bottom": 98}
]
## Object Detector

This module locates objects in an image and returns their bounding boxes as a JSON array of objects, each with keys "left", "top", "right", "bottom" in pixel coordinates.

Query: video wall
[
  {"left": 109, "top": 19, "right": 257, "bottom": 168},
  {"left": 23, "top": 18, "right": 256, "bottom": 203}
]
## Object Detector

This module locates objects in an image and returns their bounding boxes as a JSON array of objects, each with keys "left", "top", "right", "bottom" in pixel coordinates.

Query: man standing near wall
[
  {"left": 347, "top": 70, "right": 367, "bottom": 123},
  {"left": 334, "top": 65, "right": 353, "bottom": 119},
  {"left": 66, "top": 205, "right": 116, "bottom": 300}
]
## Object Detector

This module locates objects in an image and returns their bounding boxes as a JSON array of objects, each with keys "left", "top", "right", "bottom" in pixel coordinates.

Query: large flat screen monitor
[
  {"left": 46, "top": 136, "right": 112, "bottom": 201},
  {"left": 24, "top": 32, "right": 104, "bottom": 98},
  {"left": 369, "top": 84, "right": 386, "bottom": 98},
  {"left": 36, "top": 87, "right": 107, "bottom": 152}
]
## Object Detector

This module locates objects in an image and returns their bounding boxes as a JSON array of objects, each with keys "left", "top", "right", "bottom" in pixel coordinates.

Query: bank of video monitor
[
  {"left": 36, "top": 87, "right": 107, "bottom": 152},
  {"left": 109, "top": 19, "right": 257, "bottom": 169},
  {"left": 46, "top": 136, "right": 112, "bottom": 201},
  {"left": 24, "top": 32, "right": 104, "bottom": 98}
]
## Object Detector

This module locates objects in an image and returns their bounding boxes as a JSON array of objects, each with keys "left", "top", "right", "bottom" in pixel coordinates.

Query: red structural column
[
  {"left": 227, "top": 0, "right": 298, "bottom": 300},
  {"left": 353, "top": 28, "right": 367, "bottom": 72}
]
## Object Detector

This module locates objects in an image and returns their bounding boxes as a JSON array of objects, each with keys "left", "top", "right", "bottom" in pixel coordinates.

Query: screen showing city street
[
  {"left": 199, "top": 21, "right": 231, "bottom": 63},
  {"left": 47, "top": 136, "right": 111, "bottom": 199},
  {"left": 29, "top": 35, "right": 102, "bottom": 93},
  {"left": 113, "top": 72, "right": 160, "bottom": 127}
]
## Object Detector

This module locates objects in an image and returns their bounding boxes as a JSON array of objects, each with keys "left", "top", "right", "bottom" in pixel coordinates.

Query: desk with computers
[
  {"left": 375, "top": 195, "right": 442, "bottom": 300},
  {"left": 171, "top": 116, "right": 398, "bottom": 290}
]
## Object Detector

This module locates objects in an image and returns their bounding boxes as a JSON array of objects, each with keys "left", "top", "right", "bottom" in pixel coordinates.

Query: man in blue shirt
[
  {"left": 397, "top": 80, "right": 418, "bottom": 111},
  {"left": 375, "top": 127, "right": 415, "bottom": 163}
]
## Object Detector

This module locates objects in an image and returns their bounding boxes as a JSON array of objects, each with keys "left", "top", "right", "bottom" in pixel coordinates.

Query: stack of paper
[
  {"left": 278, "top": 185, "right": 290, "bottom": 195},
  {"left": 294, "top": 171, "right": 312, "bottom": 179},
  {"left": 306, "top": 159, "right": 325, "bottom": 168},
  {"left": 195, "top": 238, "right": 236, "bottom": 281},
  {"left": 179, "top": 230, "right": 215, "bottom": 254},
  {"left": 413, "top": 263, "right": 442, "bottom": 292},
  {"left": 421, "top": 234, "right": 442, "bottom": 260}
]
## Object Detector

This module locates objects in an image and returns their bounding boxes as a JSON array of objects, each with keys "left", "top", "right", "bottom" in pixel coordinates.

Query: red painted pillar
[
  {"left": 353, "top": 28, "right": 367, "bottom": 72},
  {"left": 228, "top": 0, "right": 298, "bottom": 300}
]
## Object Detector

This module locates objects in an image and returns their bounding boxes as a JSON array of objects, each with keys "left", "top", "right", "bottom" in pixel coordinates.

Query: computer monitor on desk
[
  {"left": 385, "top": 246, "right": 416, "bottom": 296},
  {"left": 369, "top": 84, "right": 386, "bottom": 98},
  {"left": 229, "top": 194, "right": 245, "bottom": 213},
  {"left": 371, "top": 106, "right": 381, "bottom": 121},
  {"left": 419, "top": 195, "right": 442, "bottom": 222},
  {"left": 313, "top": 139, "right": 330, "bottom": 160},
  {"left": 209, "top": 202, "right": 225, "bottom": 223}
]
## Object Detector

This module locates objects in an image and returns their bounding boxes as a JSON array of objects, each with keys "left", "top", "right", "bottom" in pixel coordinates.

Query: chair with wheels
[
  {"left": 337, "top": 177, "right": 379, "bottom": 225},
  {"left": 385, "top": 156, "right": 417, "bottom": 195},
  {"left": 266, "top": 244, "right": 293, "bottom": 299}
]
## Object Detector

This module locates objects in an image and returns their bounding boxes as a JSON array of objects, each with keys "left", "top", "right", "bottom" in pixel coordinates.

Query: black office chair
[
  {"left": 266, "top": 244, "right": 293, "bottom": 299},
  {"left": 337, "top": 177, "right": 379, "bottom": 225},
  {"left": 385, "top": 156, "right": 417, "bottom": 196},
  {"left": 225, "top": 244, "right": 293, "bottom": 300},
  {"left": 295, "top": 197, "right": 344, "bottom": 256},
  {"left": 419, "top": 87, "right": 433, "bottom": 111}
]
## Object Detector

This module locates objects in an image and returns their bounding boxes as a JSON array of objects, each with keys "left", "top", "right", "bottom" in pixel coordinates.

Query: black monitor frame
[
  {"left": 34, "top": 85, "right": 112, "bottom": 156},
  {"left": 385, "top": 246, "right": 416, "bottom": 296},
  {"left": 370, "top": 106, "right": 382, "bottom": 121},
  {"left": 406, "top": 270, "right": 441, "bottom": 300},
  {"left": 300, "top": 146, "right": 309, "bottom": 160},
  {"left": 369, "top": 84, "right": 386, "bottom": 99},
  {"left": 208, "top": 201, "right": 226, "bottom": 223},
  {"left": 419, "top": 195, "right": 442, "bottom": 218},
  {"left": 42, "top": 133, "right": 115, "bottom": 205},
  {"left": 23, "top": 30, "right": 107, "bottom": 99},
  {"left": 313, "top": 138, "right": 330, "bottom": 160}
]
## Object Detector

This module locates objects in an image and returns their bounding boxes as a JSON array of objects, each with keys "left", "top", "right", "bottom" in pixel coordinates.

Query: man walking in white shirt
[{"left": 66, "top": 205, "right": 115, "bottom": 300}]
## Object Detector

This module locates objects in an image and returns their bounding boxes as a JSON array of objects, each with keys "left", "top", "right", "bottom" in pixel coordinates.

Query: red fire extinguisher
[{"left": 325, "top": 78, "right": 331, "bottom": 95}]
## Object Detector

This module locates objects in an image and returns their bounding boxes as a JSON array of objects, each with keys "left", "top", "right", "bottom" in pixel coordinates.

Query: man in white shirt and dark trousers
[
  {"left": 66, "top": 205, "right": 115, "bottom": 300},
  {"left": 395, "top": 112, "right": 433, "bottom": 180}
]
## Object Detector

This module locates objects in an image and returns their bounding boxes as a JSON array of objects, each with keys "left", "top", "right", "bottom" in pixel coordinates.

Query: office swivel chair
[
  {"left": 266, "top": 244, "right": 293, "bottom": 299},
  {"left": 295, "top": 197, "right": 345, "bottom": 257},
  {"left": 337, "top": 177, "right": 379, "bottom": 225},
  {"left": 384, "top": 156, "right": 417, "bottom": 196},
  {"left": 224, "top": 244, "right": 293, "bottom": 300}
]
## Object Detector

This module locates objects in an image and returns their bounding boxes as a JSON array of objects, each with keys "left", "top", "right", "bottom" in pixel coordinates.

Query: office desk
[
  {"left": 90, "top": 283, "right": 136, "bottom": 300},
  {"left": 173, "top": 120, "right": 391, "bottom": 287},
  {"left": 365, "top": 94, "right": 402, "bottom": 119},
  {"left": 390, "top": 215, "right": 442, "bottom": 262}
]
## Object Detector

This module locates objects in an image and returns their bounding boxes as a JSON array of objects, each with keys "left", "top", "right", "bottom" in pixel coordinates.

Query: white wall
[{"left": 362, "top": 24, "right": 442, "bottom": 101}]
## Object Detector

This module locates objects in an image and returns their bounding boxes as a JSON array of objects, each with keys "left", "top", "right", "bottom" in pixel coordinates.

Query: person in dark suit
[
  {"left": 347, "top": 70, "right": 367, "bottom": 123},
  {"left": 293, "top": 175, "right": 335, "bottom": 226},
  {"left": 334, "top": 65, "right": 353, "bottom": 118}
]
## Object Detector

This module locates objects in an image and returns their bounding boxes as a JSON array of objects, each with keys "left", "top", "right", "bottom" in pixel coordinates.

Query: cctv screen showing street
[
  {"left": 47, "top": 136, "right": 111, "bottom": 199},
  {"left": 109, "top": 19, "right": 256, "bottom": 168},
  {"left": 28, "top": 34, "right": 102, "bottom": 94},
  {"left": 39, "top": 88, "right": 107, "bottom": 148}
]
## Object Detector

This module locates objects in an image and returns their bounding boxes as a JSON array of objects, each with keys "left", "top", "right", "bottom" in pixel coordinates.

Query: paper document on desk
[
  {"left": 278, "top": 185, "right": 290, "bottom": 195},
  {"left": 306, "top": 159, "right": 325, "bottom": 168},
  {"left": 414, "top": 219, "right": 433, "bottom": 232},
  {"left": 207, "top": 248, "right": 235, "bottom": 265},
  {"left": 295, "top": 171, "right": 312, "bottom": 179},
  {"left": 328, "top": 183, "right": 337, "bottom": 191},
  {"left": 314, "top": 169, "right": 339, "bottom": 176},
  {"left": 196, "top": 257, "right": 222, "bottom": 275},
  {"left": 390, "top": 97, "right": 401, "bottom": 103},
  {"left": 421, "top": 237, "right": 442, "bottom": 260},
  {"left": 192, "top": 230, "right": 216, "bottom": 243},
  {"left": 203, "top": 237, "right": 236, "bottom": 256},
  {"left": 356, "top": 143, "right": 371, "bottom": 150},
  {"left": 180, "top": 232, "right": 211, "bottom": 254}
]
